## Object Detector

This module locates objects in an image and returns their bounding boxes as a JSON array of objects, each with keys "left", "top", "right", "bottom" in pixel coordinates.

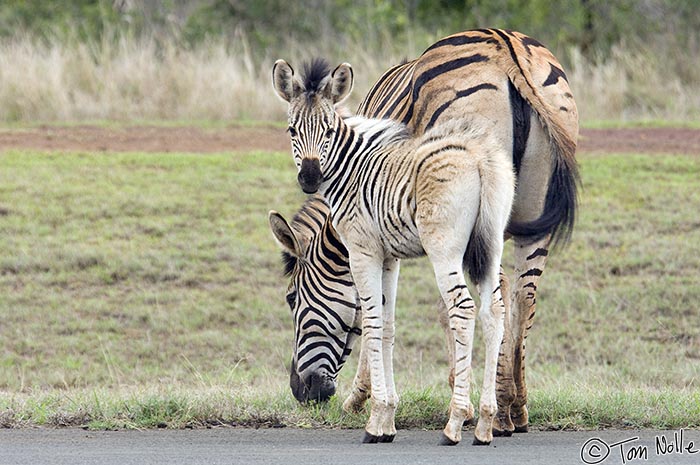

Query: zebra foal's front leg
[{"left": 349, "top": 252, "right": 395, "bottom": 443}]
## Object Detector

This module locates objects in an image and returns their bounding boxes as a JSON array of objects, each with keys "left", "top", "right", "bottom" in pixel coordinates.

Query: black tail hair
[
  {"left": 506, "top": 147, "right": 580, "bottom": 248},
  {"left": 464, "top": 217, "right": 493, "bottom": 285}
]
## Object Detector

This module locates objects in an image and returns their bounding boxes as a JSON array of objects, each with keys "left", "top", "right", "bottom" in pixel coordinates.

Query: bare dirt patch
[
  {"left": 1, "top": 125, "right": 700, "bottom": 155},
  {"left": 578, "top": 127, "right": 700, "bottom": 155},
  {"left": 0, "top": 125, "right": 290, "bottom": 154}
]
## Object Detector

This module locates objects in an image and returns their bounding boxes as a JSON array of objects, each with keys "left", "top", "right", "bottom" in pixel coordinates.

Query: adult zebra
[{"left": 269, "top": 28, "right": 579, "bottom": 436}]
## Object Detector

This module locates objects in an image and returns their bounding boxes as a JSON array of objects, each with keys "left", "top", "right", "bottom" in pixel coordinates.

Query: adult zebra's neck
[{"left": 320, "top": 115, "right": 409, "bottom": 206}]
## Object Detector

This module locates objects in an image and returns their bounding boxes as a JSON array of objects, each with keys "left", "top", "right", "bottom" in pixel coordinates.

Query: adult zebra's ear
[
  {"left": 269, "top": 210, "right": 303, "bottom": 257},
  {"left": 272, "top": 59, "right": 302, "bottom": 103},
  {"left": 329, "top": 63, "right": 353, "bottom": 105}
]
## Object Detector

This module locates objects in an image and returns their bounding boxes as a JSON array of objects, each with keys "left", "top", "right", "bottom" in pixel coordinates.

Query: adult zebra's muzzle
[
  {"left": 297, "top": 158, "right": 323, "bottom": 194},
  {"left": 290, "top": 358, "right": 336, "bottom": 403}
]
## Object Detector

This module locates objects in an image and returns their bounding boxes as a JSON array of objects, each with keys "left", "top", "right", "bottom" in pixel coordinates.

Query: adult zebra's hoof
[
  {"left": 514, "top": 425, "right": 529, "bottom": 433},
  {"left": 363, "top": 432, "right": 380, "bottom": 444},
  {"left": 438, "top": 433, "right": 459, "bottom": 446},
  {"left": 379, "top": 434, "right": 395, "bottom": 443},
  {"left": 492, "top": 427, "right": 513, "bottom": 437},
  {"left": 472, "top": 437, "right": 492, "bottom": 446}
]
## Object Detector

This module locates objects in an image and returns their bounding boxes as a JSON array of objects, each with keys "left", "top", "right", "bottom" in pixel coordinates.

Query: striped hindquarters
[{"left": 357, "top": 28, "right": 580, "bottom": 247}]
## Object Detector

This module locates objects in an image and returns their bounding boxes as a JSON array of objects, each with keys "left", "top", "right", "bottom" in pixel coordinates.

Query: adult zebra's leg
[
  {"left": 349, "top": 252, "right": 391, "bottom": 443},
  {"left": 379, "top": 257, "right": 400, "bottom": 442},
  {"left": 510, "top": 235, "right": 550, "bottom": 433},
  {"left": 493, "top": 266, "right": 516, "bottom": 436}
]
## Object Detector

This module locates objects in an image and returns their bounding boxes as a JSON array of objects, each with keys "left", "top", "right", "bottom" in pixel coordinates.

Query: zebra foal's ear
[
  {"left": 329, "top": 63, "right": 353, "bottom": 105},
  {"left": 272, "top": 59, "right": 301, "bottom": 102},
  {"left": 269, "top": 211, "right": 303, "bottom": 257}
]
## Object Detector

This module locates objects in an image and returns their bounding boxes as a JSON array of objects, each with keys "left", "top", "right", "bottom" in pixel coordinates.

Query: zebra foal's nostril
[{"left": 298, "top": 158, "right": 323, "bottom": 194}]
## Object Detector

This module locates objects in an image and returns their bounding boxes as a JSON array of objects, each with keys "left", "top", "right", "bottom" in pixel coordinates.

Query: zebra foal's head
[
  {"left": 268, "top": 197, "right": 361, "bottom": 403},
  {"left": 272, "top": 58, "right": 354, "bottom": 194}
]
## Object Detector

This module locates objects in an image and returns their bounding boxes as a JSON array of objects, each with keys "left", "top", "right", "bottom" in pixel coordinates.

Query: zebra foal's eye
[
  {"left": 288, "top": 126, "right": 298, "bottom": 137},
  {"left": 325, "top": 128, "right": 334, "bottom": 139},
  {"left": 286, "top": 291, "right": 297, "bottom": 309}
]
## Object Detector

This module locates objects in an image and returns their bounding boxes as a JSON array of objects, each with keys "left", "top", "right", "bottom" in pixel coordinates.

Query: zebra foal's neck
[
  {"left": 319, "top": 114, "right": 431, "bottom": 260},
  {"left": 322, "top": 116, "right": 409, "bottom": 200}
]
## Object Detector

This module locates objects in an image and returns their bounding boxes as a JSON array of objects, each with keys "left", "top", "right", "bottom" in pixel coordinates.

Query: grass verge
[
  {"left": 1, "top": 385, "right": 697, "bottom": 431},
  {"left": 0, "top": 149, "right": 698, "bottom": 430}
]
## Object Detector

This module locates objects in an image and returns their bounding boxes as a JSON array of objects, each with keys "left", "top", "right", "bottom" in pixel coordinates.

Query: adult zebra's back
[
  {"left": 269, "top": 28, "right": 579, "bottom": 436},
  {"left": 359, "top": 28, "right": 578, "bottom": 244}
]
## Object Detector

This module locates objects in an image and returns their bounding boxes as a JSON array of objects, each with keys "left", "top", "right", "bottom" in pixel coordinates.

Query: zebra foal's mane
[
  {"left": 301, "top": 58, "right": 332, "bottom": 98},
  {"left": 278, "top": 195, "right": 329, "bottom": 277},
  {"left": 343, "top": 115, "right": 412, "bottom": 148}
]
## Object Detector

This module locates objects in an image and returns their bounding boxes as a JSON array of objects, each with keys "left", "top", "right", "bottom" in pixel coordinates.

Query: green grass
[
  {"left": 1, "top": 386, "right": 697, "bottom": 430},
  {"left": 0, "top": 149, "right": 307, "bottom": 391},
  {"left": 0, "top": 149, "right": 699, "bottom": 429}
]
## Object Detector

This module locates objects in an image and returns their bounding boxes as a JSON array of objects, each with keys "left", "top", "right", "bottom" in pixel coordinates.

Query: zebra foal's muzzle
[
  {"left": 297, "top": 158, "right": 323, "bottom": 194},
  {"left": 290, "top": 359, "right": 336, "bottom": 403}
]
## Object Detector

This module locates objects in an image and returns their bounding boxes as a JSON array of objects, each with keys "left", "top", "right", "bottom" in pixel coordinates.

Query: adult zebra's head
[
  {"left": 272, "top": 58, "right": 354, "bottom": 194},
  {"left": 268, "top": 197, "right": 361, "bottom": 403}
]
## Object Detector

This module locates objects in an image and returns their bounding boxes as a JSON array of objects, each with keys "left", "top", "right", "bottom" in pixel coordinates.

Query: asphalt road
[{"left": 1, "top": 428, "right": 698, "bottom": 465}]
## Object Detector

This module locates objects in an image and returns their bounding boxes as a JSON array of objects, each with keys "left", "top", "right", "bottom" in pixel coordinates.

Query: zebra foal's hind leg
[
  {"left": 377, "top": 257, "right": 400, "bottom": 442},
  {"left": 417, "top": 200, "right": 479, "bottom": 444},
  {"left": 473, "top": 264, "right": 506, "bottom": 445},
  {"left": 431, "top": 260, "right": 477, "bottom": 446}
]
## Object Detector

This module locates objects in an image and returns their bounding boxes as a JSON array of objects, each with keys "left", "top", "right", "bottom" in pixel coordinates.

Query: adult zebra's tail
[
  {"left": 505, "top": 151, "right": 579, "bottom": 248},
  {"left": 492, "top": 29, "right": 580, "bottom": 248}
]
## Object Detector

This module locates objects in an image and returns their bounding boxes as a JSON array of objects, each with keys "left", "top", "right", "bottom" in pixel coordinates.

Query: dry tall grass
[
  {"left": 0, "top": 36, "right": 285, "bottom": 122},
  {"left": 0, "top": 33, "right": 698, "bottom": 124},
  {"left": 568, "top": 38, "right": 700, "bottom": 123}
]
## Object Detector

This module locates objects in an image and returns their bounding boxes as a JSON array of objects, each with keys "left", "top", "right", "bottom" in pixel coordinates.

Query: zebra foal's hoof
[
  {"left": 514, "top": 424, "right": 529, "bottom": 433},
  {"left": 363, "top": 432, "right": 380, "bottom": 444},
  {"left": 492, "top": 427, "right": 513, "bottom": 437},
  {"left": 472, "top": 437, "right": 492, "bottom": 446},
  {"left": 438, "top": 433, "right": 459, "bottom": 446}
]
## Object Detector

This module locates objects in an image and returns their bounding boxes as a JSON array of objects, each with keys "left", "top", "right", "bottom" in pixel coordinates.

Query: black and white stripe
[{"left": 271, "top": 28, "right": 580, "bottom": 436}]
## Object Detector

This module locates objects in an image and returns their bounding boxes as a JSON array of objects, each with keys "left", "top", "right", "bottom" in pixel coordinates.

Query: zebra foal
[{"left": 272, "top": 59, "right": 514, "bottom": 445}]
